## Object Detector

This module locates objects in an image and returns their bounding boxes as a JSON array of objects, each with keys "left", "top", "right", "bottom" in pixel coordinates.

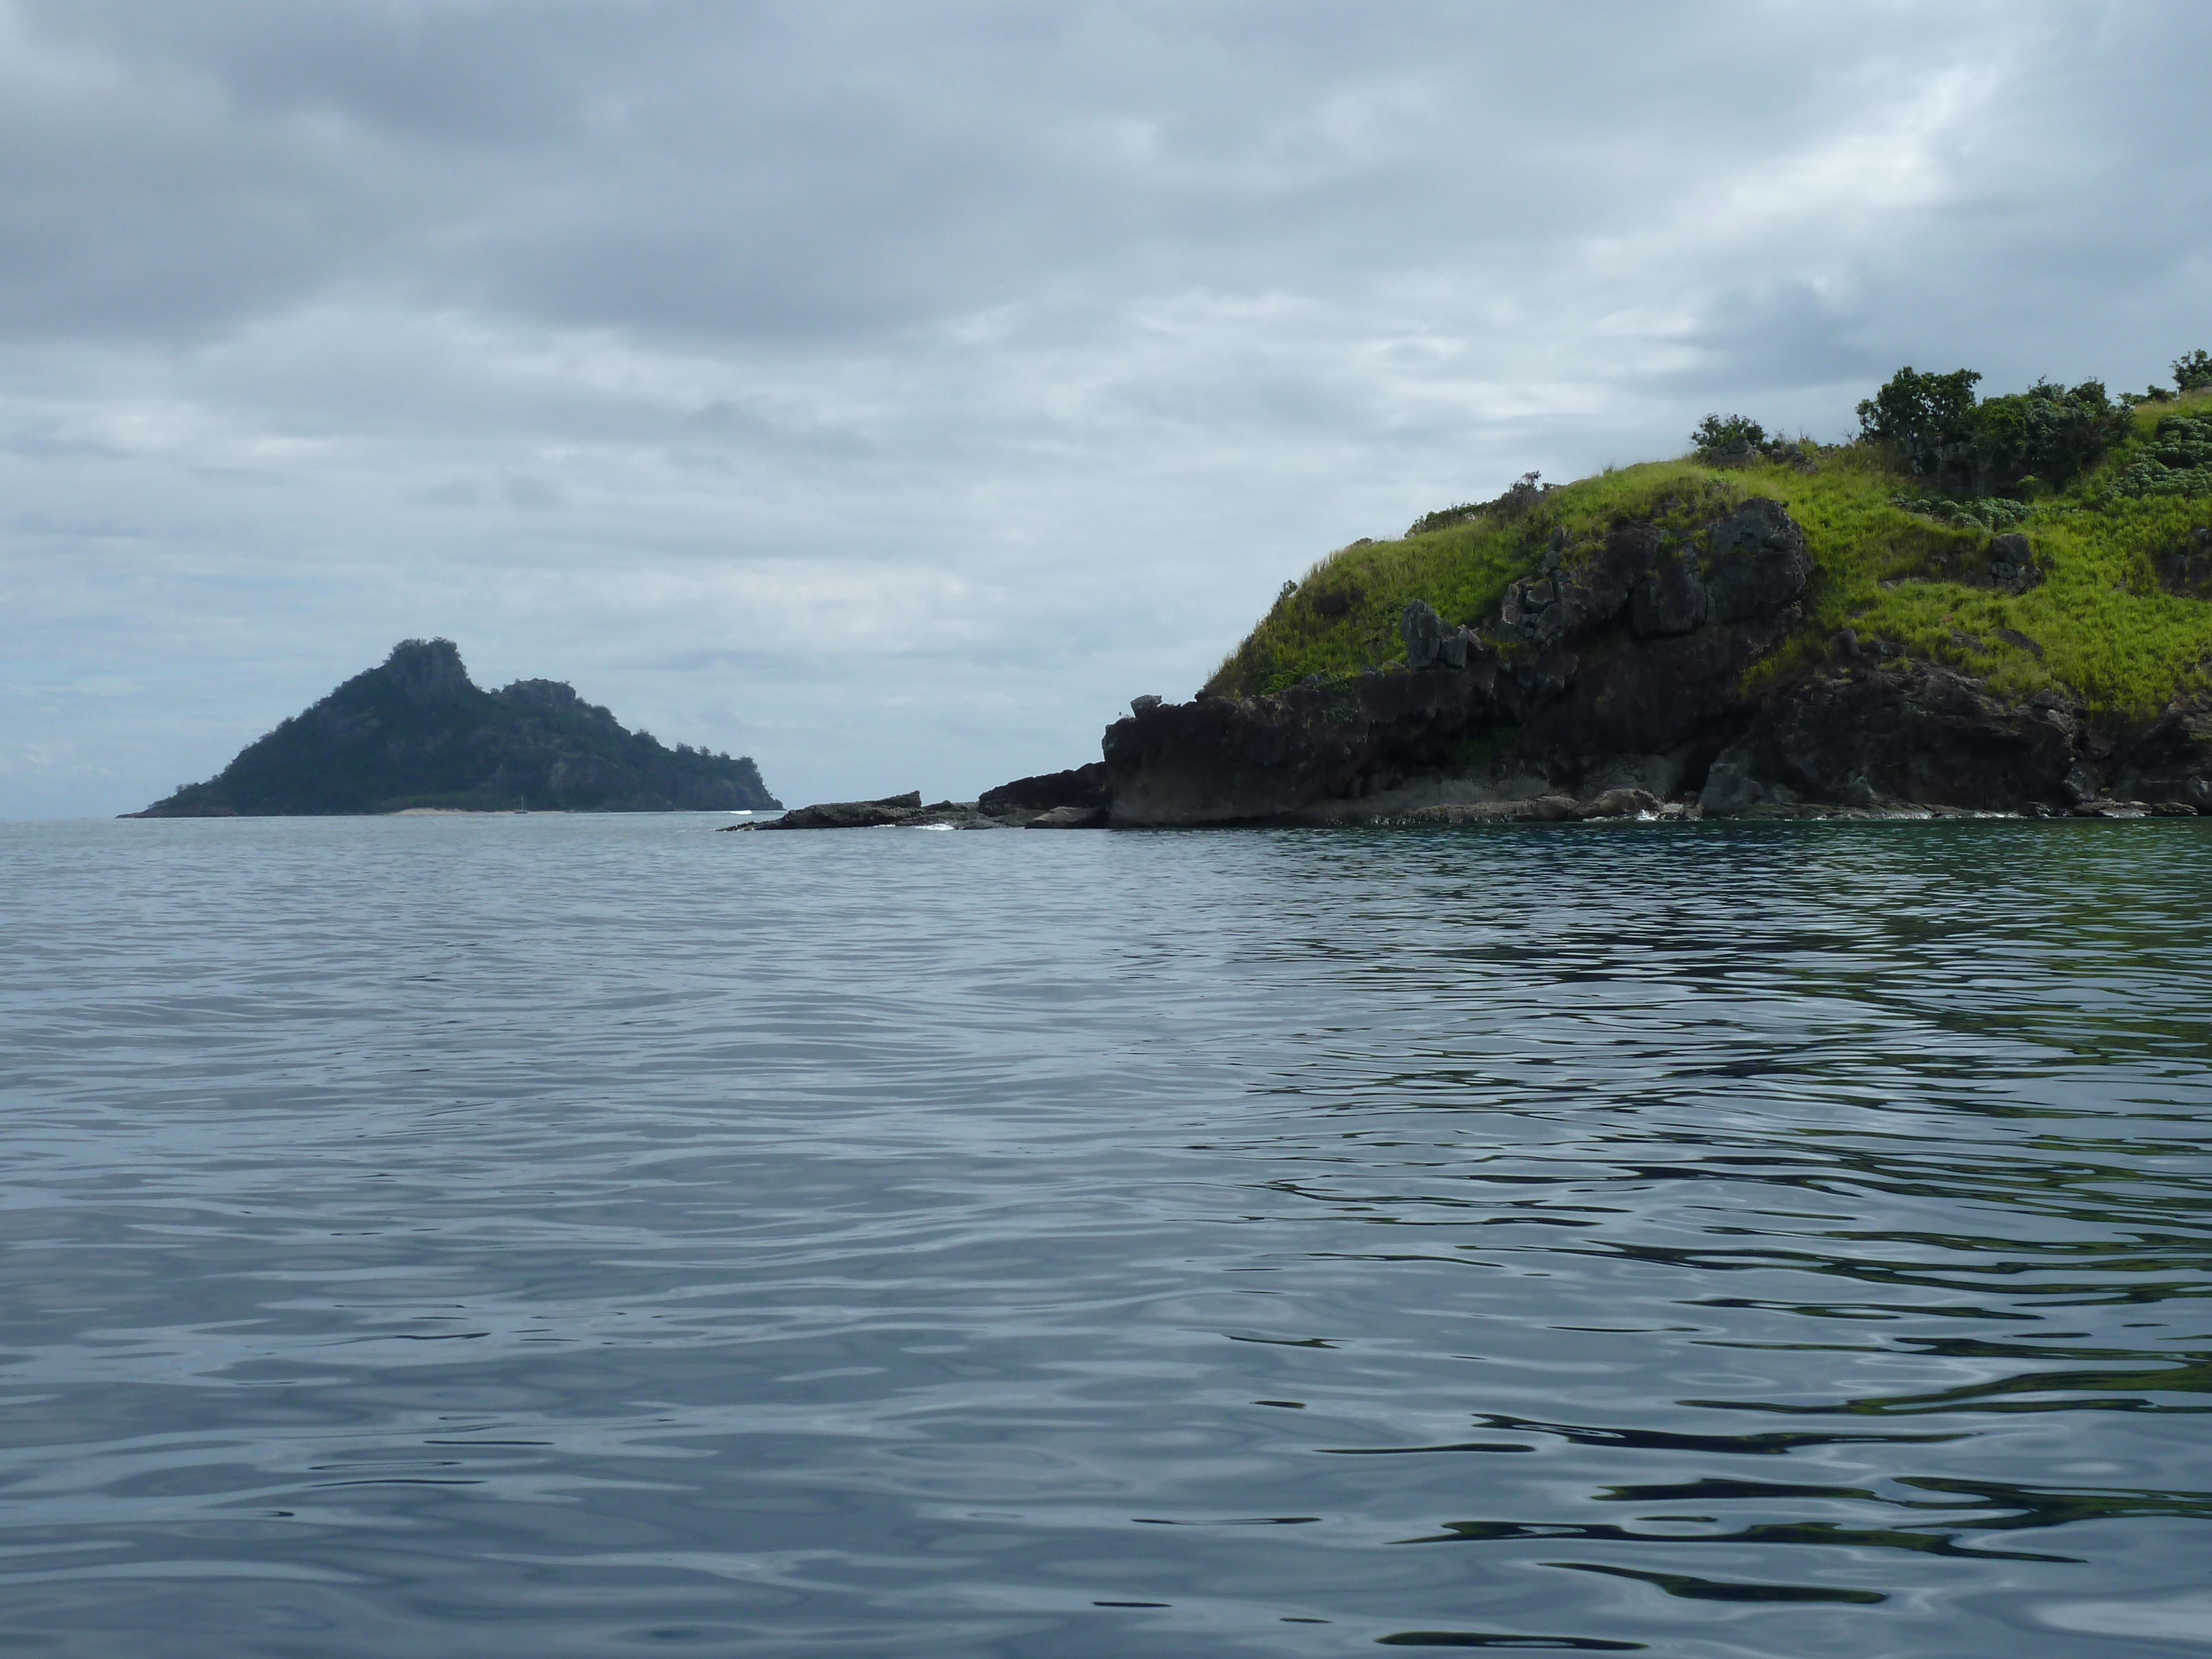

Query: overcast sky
[{"left": 2, "top": 1, "right": 2206, "bottom": 815}]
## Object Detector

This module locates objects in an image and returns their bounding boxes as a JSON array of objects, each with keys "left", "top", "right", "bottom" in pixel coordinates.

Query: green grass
[{"left": 1208, "top": 389, "right": 2212, "bottom": 720}]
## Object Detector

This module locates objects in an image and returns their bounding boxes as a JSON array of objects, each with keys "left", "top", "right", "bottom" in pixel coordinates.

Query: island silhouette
[{"left": 128, "top": 638, "right": 778, "bottom": 816}]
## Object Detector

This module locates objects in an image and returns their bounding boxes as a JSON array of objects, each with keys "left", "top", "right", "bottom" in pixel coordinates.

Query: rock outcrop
[
  {"left": 1100, "top": 498, "right": 1825, "bottom": 824},
  {"left": 1706, "top": 663, "right": 2078, "bottom": 812},
  {"left": 735, "top": 787, "right": 1106, "bottom": 831},
  {"left": 977, "top": 762, "right": 1109, "bottom": 815},
  {"left": 755, "top": 791, "right": 933, "bottom": 830}
]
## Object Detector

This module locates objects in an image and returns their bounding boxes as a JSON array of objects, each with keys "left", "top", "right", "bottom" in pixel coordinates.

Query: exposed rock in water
[
  {"left": 126, "top": 639, "right": 780, "bottom": 817},
  {"left": 1578, "top": 788, "right": 1664, "bottom": 820},
  {"left": 740, "top": 786, "right": 1109, "bottom": 831},
  {"left": 1024, "top": 804, "right": 1108, "bottom": 828},
  {"left": 757, "top": 791, "right": 928, "bottom": 830},
  {"left": 977, "top": 762, "right": 1108, "bottom": 815}
]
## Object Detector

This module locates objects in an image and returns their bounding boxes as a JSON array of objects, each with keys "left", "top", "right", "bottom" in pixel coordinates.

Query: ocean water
[{"left": 2, "top": 812, "right": 2209, "bottom": 1658}]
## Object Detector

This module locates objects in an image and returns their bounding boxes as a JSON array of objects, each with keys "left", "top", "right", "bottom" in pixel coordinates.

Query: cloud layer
[{"left": 3, "top": 1, "right": 2208, "bottom": 813}]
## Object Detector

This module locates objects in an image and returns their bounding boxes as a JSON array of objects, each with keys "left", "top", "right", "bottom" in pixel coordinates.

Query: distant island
[{"left": 127, "top": 638, "right": 780, "bottom": 816}]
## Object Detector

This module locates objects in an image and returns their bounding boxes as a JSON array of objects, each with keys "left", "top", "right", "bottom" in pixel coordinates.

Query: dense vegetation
[
  {"left": 1207, "top": 359, "right": 2212, "bottom": 722},
  {"left": 137, "top": 639, "right": 779, "bottom": 815},
  {"left": 1853, "top": 369, "right": 2128, "bottom": 498}
]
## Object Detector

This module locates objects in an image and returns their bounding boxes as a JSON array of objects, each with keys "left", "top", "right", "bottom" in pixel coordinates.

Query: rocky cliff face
[{"left": 1097, "top": 499, "right": 2212, "bottom": 824}]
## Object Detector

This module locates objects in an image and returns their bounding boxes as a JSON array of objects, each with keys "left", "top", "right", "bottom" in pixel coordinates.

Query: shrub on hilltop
[
  {"left": 1405, "top": 471, "right": 1552, "bottom": 536},
  {"left": 1855, "top": 367, "right": 2128, "bottom": 498},
  {"left": 1690, "top": 414, "right": 1806, "bottom": 465}
]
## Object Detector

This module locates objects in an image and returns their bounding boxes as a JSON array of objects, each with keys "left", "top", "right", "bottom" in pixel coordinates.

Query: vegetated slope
[
  {"left": 1208, "top": 381, "right": 2212, "bottom": 724},
  {"left": 131, "top": 639, "right": 780, "bottom": 816}
]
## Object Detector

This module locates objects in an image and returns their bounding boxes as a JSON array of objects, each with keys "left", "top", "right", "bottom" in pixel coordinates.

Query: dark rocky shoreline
[
  {"left": 729, "top": 781, "right": 1109, "bottom": 832},
  {"left": 758, "top": 497, "right": 2211, "bottom": 831}
]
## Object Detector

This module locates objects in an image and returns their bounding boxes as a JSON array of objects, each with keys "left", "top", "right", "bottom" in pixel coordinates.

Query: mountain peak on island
[
  {"left": 379, "top": 635, "right": 476, "bottom": 705},
  {"left": 128, "top": 639, "right": 780, "bottom": 817}
]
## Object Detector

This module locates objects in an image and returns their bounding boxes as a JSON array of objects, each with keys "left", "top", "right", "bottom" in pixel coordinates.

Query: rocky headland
[
  {"left": 767, "top": 360, "right": 2212, "bottom": 832},
  {"left": 129, "top": 639, "right": 780, "bottom": 816},
  {"left": 1094, "top": 497, "right": 2206, "bottom": 825}
]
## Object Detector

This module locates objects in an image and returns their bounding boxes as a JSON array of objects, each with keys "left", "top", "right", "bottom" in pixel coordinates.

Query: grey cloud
[
  {"left": 19, "top": 0, "right": 627, "bottom": 142},
  {"left": 1, "top": 2, "right": 2208, "bottom": 815},
  {"left": 5, "top": 1, "right": 2133, "bottom": 346}
]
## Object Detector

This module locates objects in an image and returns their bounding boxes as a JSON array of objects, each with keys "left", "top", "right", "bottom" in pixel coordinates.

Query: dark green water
[{"left": 2, "top": 815, "right": 2208, "bottom": 1656}]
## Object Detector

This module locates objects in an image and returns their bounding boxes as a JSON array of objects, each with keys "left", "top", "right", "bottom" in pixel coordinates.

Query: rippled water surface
[{"left": 3, "top": 813, "right": 2210, "bottom": 1657}]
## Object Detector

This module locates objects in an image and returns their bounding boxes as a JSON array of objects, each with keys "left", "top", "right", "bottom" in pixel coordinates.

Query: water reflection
[{"left": 0, "top": 815, "right": 2206, "bottom": 1656}]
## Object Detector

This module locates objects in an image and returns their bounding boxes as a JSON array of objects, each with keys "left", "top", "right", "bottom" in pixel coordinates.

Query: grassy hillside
[{"left": 1208, "top": 383, "right": 2212, "bottom": 722}]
